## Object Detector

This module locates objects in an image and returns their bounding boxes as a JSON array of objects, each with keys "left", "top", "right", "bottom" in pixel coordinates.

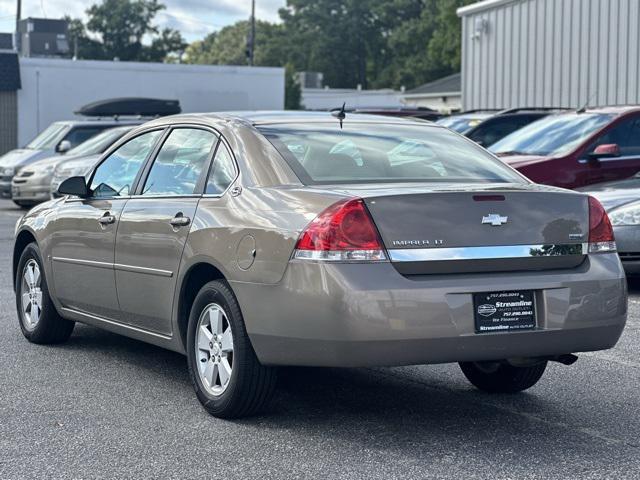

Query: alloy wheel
[
  {"left": 21, "top": 259, "right": 43, "bottom": 330},
  {"left": 196, "top": 303, "right": 234, "bottom": 396}
]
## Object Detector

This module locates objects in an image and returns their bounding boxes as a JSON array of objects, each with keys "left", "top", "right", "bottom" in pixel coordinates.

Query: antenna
[
  {"left": 330, "top": 102, "right": 347, "bottom": 129},
  {"left": 577, "top": 92, "right": 598, "bottom": 114}
]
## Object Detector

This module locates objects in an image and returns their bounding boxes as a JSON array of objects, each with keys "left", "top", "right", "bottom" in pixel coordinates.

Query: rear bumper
[{"left": 233, "top": 254, "right": 627, "bottom": 367}]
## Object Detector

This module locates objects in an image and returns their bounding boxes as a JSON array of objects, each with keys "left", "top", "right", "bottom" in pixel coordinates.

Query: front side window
[
  {"left": 587, "top": 117, "right": 640, "bottom": 157},
  {"left": 142, "top": 128, "right": 217, "bottom": 196},
  {"left": 90, "top": 130, "right": 162, "bottom": 198},
  {"left": 259, "top": 123, "right": 523, "bottom": 185},
  {"left": 66, "top": 127, "right": 131, "bottom": 156},
  {"left": 205, "top": 142, "right": 237, "bottom": 195}
]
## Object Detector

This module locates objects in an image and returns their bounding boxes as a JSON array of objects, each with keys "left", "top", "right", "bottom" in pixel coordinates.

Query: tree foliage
[{"left": 68, "top": 0, "right": 186, "bottom": 62}]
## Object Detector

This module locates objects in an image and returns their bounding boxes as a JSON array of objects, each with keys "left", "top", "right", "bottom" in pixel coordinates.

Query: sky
[{"left": 0, "top": 0, "right": 286, "bottom": 42}]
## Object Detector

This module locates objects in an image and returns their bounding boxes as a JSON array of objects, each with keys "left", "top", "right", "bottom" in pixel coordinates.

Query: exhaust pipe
[
  {"left": 551, "top": 354, "right": 578, "bottom": 365},
  {"left": 506, "top": 353, "right": 578, "bottom": 368}
]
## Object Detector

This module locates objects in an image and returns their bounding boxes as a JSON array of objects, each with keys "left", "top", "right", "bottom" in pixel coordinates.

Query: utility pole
[
  {"left": 247, "top": 0, "right": 255, "bottom": 66},
  {"left": 15, "top": 0, "right": 21, "bottom": 52}
]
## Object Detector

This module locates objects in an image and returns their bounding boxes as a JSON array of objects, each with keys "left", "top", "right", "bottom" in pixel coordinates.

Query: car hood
[
  {"left": 579, "top": 177, "right": 640, "bottom": 211},
  {"left": 495, "top": 154, "right": 551, "bottom": 168},
  {"left": 0, "top": 148, "right": 54, "bottom": 169}
]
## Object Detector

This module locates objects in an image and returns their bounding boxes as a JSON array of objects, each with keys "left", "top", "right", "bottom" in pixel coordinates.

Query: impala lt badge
[{"left": 482, "top": 214, "right": 508, "bottom": 226}]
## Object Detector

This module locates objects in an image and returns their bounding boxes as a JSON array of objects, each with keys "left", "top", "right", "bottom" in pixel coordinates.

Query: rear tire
[
  {"left": 186, "top": 280, "right": 277, "bottom": 418},
  {"left": 16, "top": 243, "right": 75, "bottom": 344},
  {"left": 459, "top": 360, "right": 547, "bottom": 393}
]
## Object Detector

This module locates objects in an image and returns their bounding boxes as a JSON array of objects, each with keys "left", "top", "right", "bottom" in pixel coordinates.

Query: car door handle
[
  {"left": 170, "top": 214, "right": 191, "bottom": 227},
  {"left": 98, "top": 213, "right": 116, "bottom": 225}
]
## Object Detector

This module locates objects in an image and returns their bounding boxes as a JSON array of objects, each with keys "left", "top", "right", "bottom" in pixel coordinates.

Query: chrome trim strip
[
  {"left": 114, "top": 263, "right": 173, "bottom": 277},
  {"left": 52, "top": 257, "right": 173, "bottom": 277},
  {"left": 60, "top": 307, "right": 172, "bottom": 340},
  {"left": 52, "top": 256, "right": 113, "bottom": 269},
  {"left": 388, "top": 243, "right": 586, "bottom": 262}
]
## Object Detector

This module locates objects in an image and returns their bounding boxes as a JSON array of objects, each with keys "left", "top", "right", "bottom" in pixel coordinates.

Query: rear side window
[
  {"left": 205, "top": 143, "right": 237, "bottom": 195},
  {"left": 259, "top": 123, "right": 524, "bottom": 185},
  {"left": 142, "top": 128, "right": 217, "bottom": 196},
  {"left": 90, "top": 130, "right": 161, "bottom": 198}
]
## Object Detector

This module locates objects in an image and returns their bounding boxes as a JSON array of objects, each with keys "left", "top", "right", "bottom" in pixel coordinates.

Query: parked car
[
  {"left": 435, "top": 110, "right": 499, "bottom": 134},
  {"left": 13, "top": 111, "right": 626, "bottom": 418},
  {"left": 0, "top": 120, "right": 140, "bottom": 205},
  {"left": 1, "top": 97, "right": 180, "bottom": 206},
  {"left": 11, "top": 126, "right": 138, "bottom": 208},
  {"left": 464, "top": 108, "right": 566, "bottom": 147},
  {"left": 581, "top": 174, "right": 640, "bottom": 274},
  {"left": 490, "top": 106, "right": 640, "bottom": 189}
]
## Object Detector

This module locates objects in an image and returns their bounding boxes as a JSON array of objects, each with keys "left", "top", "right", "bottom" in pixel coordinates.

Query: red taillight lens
[
  {"left": 294, "top": 198, "right": 386, "bottom": 261},
  {"left": 588, "top": 196, "right": 616, "bottom": 253}
]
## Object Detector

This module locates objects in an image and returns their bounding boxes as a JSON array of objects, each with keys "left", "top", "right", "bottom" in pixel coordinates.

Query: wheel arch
[
  {"left": 13, "top": 229, "right": 38, "bottom": 292},
  {"left": 177, "top": 261, "right": 228, "bottom": 351}
]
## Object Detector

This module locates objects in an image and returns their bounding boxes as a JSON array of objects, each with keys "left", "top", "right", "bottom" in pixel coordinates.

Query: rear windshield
[
  {"left": 436, "top": 116, "right": 489, "bottom": 133},
  {"left": 259, "top": 123, "right": 524, "bottom": 185}
]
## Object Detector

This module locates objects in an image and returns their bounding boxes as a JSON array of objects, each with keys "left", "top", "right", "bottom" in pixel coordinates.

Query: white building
[
  {"left": 401, "top": 73, "right": 462, "bottom": 113},
  {"left": 301, "top": 87, "right": 404, "bottom": 111},
  {"left": 3, "top": 57, "right": 284, "bottom": 152},
  {"left": 458, "top": 0, "right": 640, "bottom": 110}
]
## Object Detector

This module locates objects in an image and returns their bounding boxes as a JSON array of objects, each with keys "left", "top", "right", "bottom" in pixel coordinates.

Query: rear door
[
  {"left": 585, "top": 115, "right": 640, "bottom": 184},
  {"left": 50, "top": 129, "right": 163, "bottom": 319},
  {"left": 114, "top": 127, "right": 219, "bottom": 335}
]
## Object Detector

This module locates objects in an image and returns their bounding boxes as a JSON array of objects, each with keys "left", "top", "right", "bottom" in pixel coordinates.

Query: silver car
[
  {"left": 11, "top": 126, "right": 138, "bottom": 207},
  {"left": 582, "top": 174, "right": 640, "bottom": 274},
  {"left": 13, "top": 112, "right": 627, "bottom": 418}
]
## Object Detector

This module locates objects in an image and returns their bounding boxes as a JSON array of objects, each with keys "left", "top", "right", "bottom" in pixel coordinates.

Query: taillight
[
  {"left": 293, "top": 198, "right": 387, "bottom": 261},
  {"left": 588, "top": 196, "right": 616, "bottom": 253}
]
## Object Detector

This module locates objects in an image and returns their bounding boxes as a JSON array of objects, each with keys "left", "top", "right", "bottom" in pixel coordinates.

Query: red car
[{"left": 489, "top": 106, "right": 640, "bottom": 189}]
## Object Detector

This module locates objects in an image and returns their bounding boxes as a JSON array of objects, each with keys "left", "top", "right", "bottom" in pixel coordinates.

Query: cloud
[{"left": 0, "top": 0, "right": 285, "bottom": 41}]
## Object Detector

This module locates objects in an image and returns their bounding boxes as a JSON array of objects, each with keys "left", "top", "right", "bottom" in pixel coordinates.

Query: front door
[
  {"left": 114, "top": 127, "right": 218, "bottom": 335},
  {"left": 50, "top": 129, "right": 163, "bottom": 319}
]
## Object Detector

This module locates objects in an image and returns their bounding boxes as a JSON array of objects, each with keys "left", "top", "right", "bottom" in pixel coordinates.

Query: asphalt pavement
[{"left": 1, "top": 198, "right": 639, "bottom": 479}]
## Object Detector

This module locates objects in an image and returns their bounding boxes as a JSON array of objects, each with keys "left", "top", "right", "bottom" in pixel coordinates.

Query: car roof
[
  {"left": 143, "top": 110, "right": 437, "bottom": 128},
  {"left": 576, "top": 105, "right": 640, "bottom": 115}
]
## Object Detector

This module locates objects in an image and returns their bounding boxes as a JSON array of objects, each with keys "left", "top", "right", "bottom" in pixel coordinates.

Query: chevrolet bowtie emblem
[{"left": 482, "top": 214, "right": 508, "bottom": 226}]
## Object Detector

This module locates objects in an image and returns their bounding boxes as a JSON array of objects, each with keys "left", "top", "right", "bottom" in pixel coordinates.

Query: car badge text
[
  {"left": 392, "top": 239, "right": 444, "bottom": 247},
  {"left": 482, "top": 214, "right": 508, "bottom": 226}
]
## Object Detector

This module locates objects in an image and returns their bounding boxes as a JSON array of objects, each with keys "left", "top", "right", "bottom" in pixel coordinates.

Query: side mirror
[
  {"left": 589, "top": 143, "right": 621, "bottom": 160},
  {"left": 57, "top": 176, "right": 89, "bottom": 197},
  {"left": 56, "top": 140, "right": 72, "bottom": 154}
]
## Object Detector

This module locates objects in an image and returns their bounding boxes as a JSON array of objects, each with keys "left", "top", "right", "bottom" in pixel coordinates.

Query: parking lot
[{"left": 0, "top": 198, "right": 639, "bottom": 479}]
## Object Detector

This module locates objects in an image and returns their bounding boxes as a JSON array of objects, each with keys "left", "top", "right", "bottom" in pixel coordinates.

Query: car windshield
[
  {"left": 26, "top": 123, "right": 69, "bottom": 150},
  {"left": 259, "top": 123, "right": 524, "bottom": 185},
  {"left": 490, "top": 113, "right": 615, "bottom": 157},
  {"left": 67, "top": 127, "right": 130, "bottom": 156}
]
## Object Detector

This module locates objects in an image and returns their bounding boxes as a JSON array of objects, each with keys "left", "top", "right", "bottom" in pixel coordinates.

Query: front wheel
[
  {"left": 16, "top": 243, "right": 75, "bottom": 343},
  {"left": 459, "top": 360, "right": 547, "bottom": 393},
  {"left": 186, "top": 280, "right": 277, "bottom": 418}
]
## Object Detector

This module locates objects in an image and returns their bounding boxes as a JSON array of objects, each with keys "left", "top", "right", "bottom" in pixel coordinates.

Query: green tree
[
  {"left": 184, "top": 20, "right": 286, "bottom": 67},
  {"left": 67, "top": 0, "right": 186, "bottom": 62},
  {"left": 285, "top": 64, "right": 302, "bottom": 110}
]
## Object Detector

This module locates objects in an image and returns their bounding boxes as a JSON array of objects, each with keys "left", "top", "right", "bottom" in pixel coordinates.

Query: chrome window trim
[{"left": 388, "top": 243, "right": 587, "bottom": 262}]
